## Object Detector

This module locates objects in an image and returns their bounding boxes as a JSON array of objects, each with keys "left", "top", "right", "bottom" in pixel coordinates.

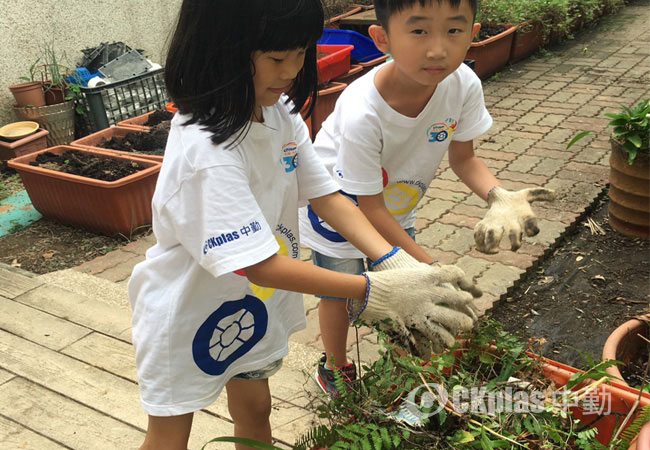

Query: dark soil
[
  {"left": 97, "top": 127, "right": 169, "bottom": 157},
  {"left": 143, "top": 109, "right": 173, "bottom": 127},
  {"left": 490, "top": 192, "right": 650, "bottom": 371},
  {"left": 0, "top": 217, "right": 136, "bottom": 274},
  {"left": 31, "top": 149, "right": 147, "bottom": 181},
  {"left": 475, "top": 24, "right": 507, "bottom": 41}
]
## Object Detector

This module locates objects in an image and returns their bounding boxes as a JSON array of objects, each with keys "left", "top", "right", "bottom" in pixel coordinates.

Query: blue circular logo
[{"left": 192, "top": 295, "right": 268, "bottom": 375}]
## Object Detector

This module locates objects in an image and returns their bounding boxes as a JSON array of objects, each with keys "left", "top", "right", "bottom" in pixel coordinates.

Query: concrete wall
[{"left": 0, "top": 0, "right": 182, "bottom": 127}]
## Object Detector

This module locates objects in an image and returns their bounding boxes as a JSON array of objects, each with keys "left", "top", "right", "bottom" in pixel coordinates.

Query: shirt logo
[
  {"left": 202, "top": 221, "right": 262, "bottom": 254},
  {"left": 427, "top": 119, "right": 457, "bottom": 143},
  {"left": 281, "top": 141, "right": 298, "bottom": 172}
]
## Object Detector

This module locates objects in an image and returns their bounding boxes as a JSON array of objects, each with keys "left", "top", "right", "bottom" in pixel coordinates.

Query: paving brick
[
  {"left": 525, "top": 219, "right": 566, "bottom": 247},
  {"left": 507, "top": 155, "right": 541, "bottom": 173},
  {"left": 417, "top": 199, "right": 456, "bottom": 221},
  {"left": 527, "top": 147, "right": 573, "bottom": 160},
  {"left": 498, "top": 170, "right": 548, "bottom": 186},
  {"left": 544, "top": 128, "right": 577, "bottom": 144},
  {"left": 501, "top": 130, "right": 545, "bottom": 141},
  {"left": 96, "top": 260, "right": 142, "bottom": 283},
  {"left": 424, "top": 187, "right": 468, "bottom": 202},
  {"left": 419, "top": 247, "right": 461, "bottom": 265},
  {"left": 476, "top": 262, "right": 526, "bottom": 297},
  {"left": 120, "top": 235, "right": 155, "bottom": 256},
  {"left": 555, "top": 167, "right": 608, "bottom": 184},
  {"left": 74, "top": 251, "right": 140, "bottom": 276},
  {"left": 453, "top": 255, "right": 491, "bottom": 279},
  {"left": 437, "top": 212, "right": 481, "bottom": 229},
  {"left": 531, "top": 157, "right": 565, "bottom": 176},
  {"left": 437, "top": 227, "right": 475, "bottom": 254},
  {"left": 416, "top": 223, "right": 458, "bottom": 249},
  {"left": 467, "top": 247, "right": 535, "bottom": 271},
  {"left": 414, "top": 217, "right": 432, "bottom": 233},
  {"left": 428, "top": 179, "right": 472, "bottom": 194}
]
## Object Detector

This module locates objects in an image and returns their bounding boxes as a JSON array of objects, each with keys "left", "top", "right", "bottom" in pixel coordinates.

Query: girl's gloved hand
[
  {"left": 348, "top": 265, "right": 482, "bottom": 358},
  {"left": 370, "top": 247, "right": 425, "bottom": 271},
  {"left": 474, "top": 186, "right": 556, "bottom": 254}
]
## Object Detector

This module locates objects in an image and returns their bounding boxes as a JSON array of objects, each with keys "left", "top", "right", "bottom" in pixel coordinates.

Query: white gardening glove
[
  {"left": 474, "top": 186, "right": 556, "bottom": 254},
  {"left": 370, "top": 247, "right": 426, "bottom": 271},
  {"left": 348, "top": 265, "right": 482, "bottom": 357}
]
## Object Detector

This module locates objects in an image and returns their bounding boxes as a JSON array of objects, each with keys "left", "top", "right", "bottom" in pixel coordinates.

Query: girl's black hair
[
  {"left": 165, "top": 0, "right": 324, "bottom": 146},
  {"left": 374, "top": 0, "right": 478, "bottom": 29}
]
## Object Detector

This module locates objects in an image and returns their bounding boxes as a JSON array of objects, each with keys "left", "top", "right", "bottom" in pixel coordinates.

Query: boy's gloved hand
[
  {"left": 474, "top": 186, "right": 556, "bottom": 254},
  {"left": 349, "top": 265, "right": 482, "bottom": 358}
]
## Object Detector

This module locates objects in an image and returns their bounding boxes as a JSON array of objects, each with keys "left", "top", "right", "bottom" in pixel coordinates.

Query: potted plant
[
  {"left": 202, "top": 321, "right": 650, "bottom": 449},
  {"left": 7, "top": 58, "right": 46, "bottom": 108},
  {"left": 466, "top": 0, "right": 519, "bottom": 79},
  {"left": 567, "top": 97, "right": 650, "bottom": 238},
  {"left": 602, "top": 314, "right": 650, "bottom": 388},
  {"left": 6, "top": 145, "right": 161, "bottom": 236}
]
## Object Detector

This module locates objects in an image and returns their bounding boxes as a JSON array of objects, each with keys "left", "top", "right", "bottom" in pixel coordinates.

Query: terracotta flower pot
[
  {"left": 602, "top": 314, "right": 650, "bottom": 386},
  {"left": 465, "top": 24, "right": 518, "bottom": 79},
  {"left": 309, "top": 81, "right": 347, "bottom": 139},
  {"left": 510, "top": 21, "right": 545, "bottom": 63},
  {"left": 8, "top": 81, "right": 46, "bottom": 107},
  {"left": 7, "top": 145, "right": 160, "bottom": 236},
  {"left": 608, "top": 138, "right": 650, "bottom": 238},
  {"left": 44, "top": 86, "right": 66, "bottom": 105}
]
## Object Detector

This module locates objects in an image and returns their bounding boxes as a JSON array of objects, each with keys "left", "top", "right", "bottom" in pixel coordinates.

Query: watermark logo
[{"left": 401, "top": 383, "right": 612, "bottom": 423}]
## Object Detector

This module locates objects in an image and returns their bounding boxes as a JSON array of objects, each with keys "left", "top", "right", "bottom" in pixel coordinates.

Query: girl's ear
[{"left": 368, "top": 25, "right": 390, "bottom": 53}]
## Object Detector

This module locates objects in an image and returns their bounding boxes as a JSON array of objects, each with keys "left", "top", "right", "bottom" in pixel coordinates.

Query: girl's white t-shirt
[
  {"left": 128, "top": 98, "right": 338, "bottom": 416},
  {"left": 299, "top": 62, "right": 493, "bottom": 259}
]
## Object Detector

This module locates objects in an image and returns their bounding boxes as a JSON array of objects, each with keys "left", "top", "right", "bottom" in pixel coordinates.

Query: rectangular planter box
[
  {"left": 465, "top": 24, "right": 518, "bottom": 79},
  {"left": 510, "top": 21, "right": 545, "bottom": 63},
  {"left": 7, "top": 145, "right": 160, "bottom": 236},
  {"left": 116, "top": 110, "right": 155, "bottom": 131},
  {"left": 70, "top": 126, "right": 163, "bottom": 162},
  {"left": 0, "top": 128, "right": 49, "bottom": 164}
]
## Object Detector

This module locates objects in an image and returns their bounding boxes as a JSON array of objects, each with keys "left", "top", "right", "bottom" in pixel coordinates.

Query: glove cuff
[
  {"left": 371, "top": 247, "right": 422, "bottom": 271},
  {"left": 370, "top": 246, "right": 400, "bottom": 268},
  {"left": 348, "top": 273, "right": 371, "bottom": 322}
]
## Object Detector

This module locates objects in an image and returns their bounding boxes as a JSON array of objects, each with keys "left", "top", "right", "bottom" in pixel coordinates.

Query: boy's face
[{"left": 371, "top": 0, "right": 480, "bottom": 88}]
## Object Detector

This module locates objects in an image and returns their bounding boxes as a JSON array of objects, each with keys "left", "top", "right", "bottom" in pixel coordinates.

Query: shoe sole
[{"left": 314, "top": 369, "right": 330, "bottom": 395}]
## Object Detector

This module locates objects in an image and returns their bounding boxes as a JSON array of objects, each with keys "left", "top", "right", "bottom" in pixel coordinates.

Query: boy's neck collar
[{"left": 373, "top": 63, "right": 439, "bottom": 118}]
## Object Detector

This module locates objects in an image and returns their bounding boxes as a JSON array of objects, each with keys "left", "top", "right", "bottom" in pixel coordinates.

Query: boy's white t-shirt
[
  {"left": 128, "top": 98, "right": 338, "bottom": 416},
  {"left": 299, "top": 62, "right": 493, "bottom": 259}
]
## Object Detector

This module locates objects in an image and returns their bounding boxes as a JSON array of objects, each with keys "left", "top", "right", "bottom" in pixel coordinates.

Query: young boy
[{"left": 299, "top": 0, "right": 555, "bottom": 395}]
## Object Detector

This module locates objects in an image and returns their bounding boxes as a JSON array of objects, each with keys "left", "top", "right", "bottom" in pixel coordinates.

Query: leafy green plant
[
  {"left": 567, "top": 97, "right": 650, "bottom": 164},
  {"left": 18, "top": 57, "right": 42, "bottom": 83}
]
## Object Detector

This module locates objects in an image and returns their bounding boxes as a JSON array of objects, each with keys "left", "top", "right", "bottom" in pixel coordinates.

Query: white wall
[{"left": 0, "top": 0, "right": 182, "bottom": 127}]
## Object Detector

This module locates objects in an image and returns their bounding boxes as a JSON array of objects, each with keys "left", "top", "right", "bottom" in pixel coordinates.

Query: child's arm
[
  {"left": 447, "top": 140, "right": 499, "bottom": 200},
  {"left": 356, "top": 194, "right": 435, "bottom": 264},
  {"left": 448, "top": 140, "right": 556, "bottom": 253}
]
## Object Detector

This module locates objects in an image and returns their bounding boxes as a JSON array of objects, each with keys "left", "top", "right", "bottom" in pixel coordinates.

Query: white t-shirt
[
  {"left": 299, "top": 62, "right": 493, "bottom": 259},
  {"left": 128, "top": 98, "right": 338, "bottom": 416}
]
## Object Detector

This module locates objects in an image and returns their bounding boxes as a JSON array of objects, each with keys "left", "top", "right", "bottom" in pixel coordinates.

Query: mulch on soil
[
  {"left": 32, "top": 149, "right": 148, "bottom": 181},
  {"left": 489, "top": 191, "right": 649, "bottom": 370},
  {"left": 97, "top": 126, "right": 169, "bottom": 157}
]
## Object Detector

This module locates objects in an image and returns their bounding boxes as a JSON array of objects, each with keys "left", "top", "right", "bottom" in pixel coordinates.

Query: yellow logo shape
[
  {"left": 383, "top": 183, "right": 419, "bottom": 215},
  {"left": 250, "top": 236, "right": 288, "bottom": 300}
]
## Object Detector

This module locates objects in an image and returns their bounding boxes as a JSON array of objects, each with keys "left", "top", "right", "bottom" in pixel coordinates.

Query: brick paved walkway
[{"left": 1, "top": 3, "right": 649, "bottom": 448}]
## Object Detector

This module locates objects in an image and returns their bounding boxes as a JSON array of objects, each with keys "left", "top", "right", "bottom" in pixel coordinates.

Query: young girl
[{"left": 128, "top": 1, "right": 481, "bottom": 449}]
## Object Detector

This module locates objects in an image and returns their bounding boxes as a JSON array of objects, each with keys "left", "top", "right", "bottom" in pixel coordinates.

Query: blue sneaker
[{"left": 314, "top": 353, "right": 357, "bottom": 397}]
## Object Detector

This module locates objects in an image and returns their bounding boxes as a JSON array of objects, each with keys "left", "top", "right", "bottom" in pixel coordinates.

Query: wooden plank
[
  {"left": 339, "top": 8, "right": 379, "bottom": 26},
  {"left": 0, "top": 414, "right": 66, "bottom": 449},
  {"left": 61, "top": 332, "right": 138, "bottom": 381},
  {"left": 14, "top": 284, "right": 132, "bottom": 343},
  {"left": 0, "top": 265, "right": 43, "bottom": 299},
  {"left": 0, "top": 378, "right": 144, "bottom": 449},
  {"left": 0, "top": 329, "right": 235, "bottom": 449},
  {"left": 0, "top": 296, "right": 91, "bottom": 351}
]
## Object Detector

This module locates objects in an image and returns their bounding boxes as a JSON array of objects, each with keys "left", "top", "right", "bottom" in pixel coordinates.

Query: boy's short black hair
[
  {"left": 165, "top": 0, "right": 323, "bottom": 146},
  {"left": 374, "top": 0, "right": 478, "bottom": 29}
]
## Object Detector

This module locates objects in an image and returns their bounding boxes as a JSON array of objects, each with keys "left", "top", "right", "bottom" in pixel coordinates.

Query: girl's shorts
[
  {"left": 311, "top": 227, "right": 416, "bottom": 301},
  {"left": 233, "top": 358, "right": 283, "bottom": 380}
]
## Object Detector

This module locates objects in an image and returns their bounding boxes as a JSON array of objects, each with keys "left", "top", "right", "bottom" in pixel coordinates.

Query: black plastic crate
[{"left": 78, "top": 68, "right": 168, "bottom": 132}]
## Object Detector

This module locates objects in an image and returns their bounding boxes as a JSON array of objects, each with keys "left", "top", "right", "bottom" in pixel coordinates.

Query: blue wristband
[
  {"left": 486, "top": 185, "right": 502, "bottom": 198},
  {"left": 349, "top": 273, "right": 371, "bottom": 323},
  {"left": 370, "top": 246, "right": 400, "bottom": 268}
]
